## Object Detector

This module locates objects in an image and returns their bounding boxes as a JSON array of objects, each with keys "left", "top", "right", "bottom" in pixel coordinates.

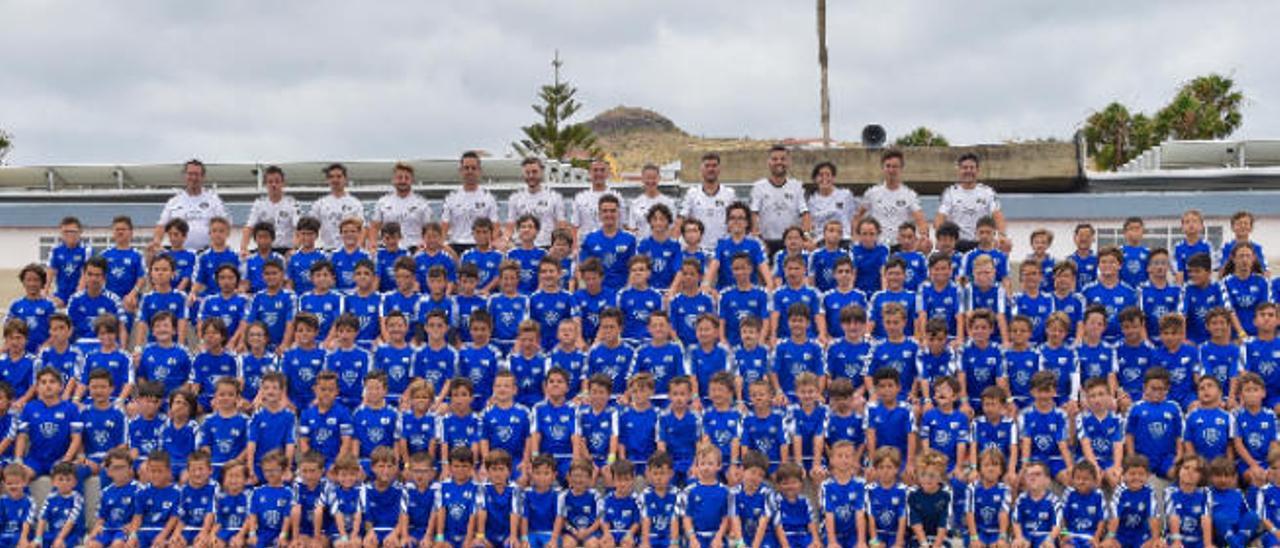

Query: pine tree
[{"left": 513, "top": 51, "right": 602, "bottom": 161}]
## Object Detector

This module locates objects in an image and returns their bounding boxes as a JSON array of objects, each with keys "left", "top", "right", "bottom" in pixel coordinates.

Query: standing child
[
  {"left": 460, "top": 217, "right": 503, "bottom": 294},
  {"left": 66, "top": 256, "right": 126, "bottom": 348},
  {"left": 808, "top": 220, "right": 847, "bottom": 293},
  {"left": 965, "top": 257, "right": 1008, "bottom": 343},
  {"left": 191, "top": 216, "right": 240, "bottom": 305},
  {"left": 574, "top": 375, "right": 619, "bottom": 481},
  {"left": 245, "top": 371, "right": 296, "bottom": 481},
  {"left": 1011, "top": 259, "right": 1053, "bottom": 344},
  {"left": 399, "top": 380, "right": 438, "bottom": 463},
  {"left": 531, "top": 367, "right": 576, "bottom": 477},
  {"left": 243, "top": 450, "right": 293, "bottom": 547},
  {"left": 667, "top": 258, "right": 717, "bottom": 348},
  {"left": 290, "top": 451, "right": 329, "bottom": 546},
  {"left": 1050, "top": 262, "right": 1087, "bottom": 342},
  {"left": 297, "top": 260, "right": 343, "bottom": 343},
  {"left": 374, "top": 311, "right": 415, "bottom": 406},
  {"left": 128, "top": 382, "right": 165, "bottom": 467},
  {"left": 868, "top": 258, "right": 918, "bottom": 339},
  {"left": 1181, "top": 253, "right": 1235, "bottom": 345},
  {"left": 573, "top": 259, "right": 617, "bottom": 346},
  {"left": 476, "top": 450, "right": 518, "bottom": 548},
  {"left": 866, "top": 303, "right": 921, "bottom": 402},
  {"left": 35, "top": 313, "right": 80, "bottom": 399},
  {"left": 1115, "top": 307, "right": 1156, "bottom": 411},
  {"left": 240, "top": 222, "right": 286, "bottom": 294},
  {"left": 507, "top": 215, "right": 548, "bottom": 294},
  {"left": 480, "top": 371, "right": 532, "bottom": 475},
  {"left": 414, "top": 222, "right": 458, "bottom": 291},
  {"left": 1224, "top": 244, "right": 1268, "bottom": 338},
  {"left": 281, "top": 313, "right": 326, "bottom": 411},
  {"left": 618, "top": 374, "right": 660, "bottom": 476},
  {"left": 1119, "top": 217, "right": 1151, "bottom": 288},
  {"left": 1138, "top": 247, "right": 1181, "bottom": 342},
  {"left": 1082, "top": 246, "right": 1138, "bottom": 343},
  {"left": 1175, "top": 209, "right": 1211, "bottom": 284},
  {"left": 1200, "top": 307, "right": 1244, "bottom": 403},
  {"left": 1182, "top": 376, "right": 1234, "bottom": 461},
  {"left": 8, "top": 264, "right": 57, "bottom": 353},
  {"left": 375, "top": 222, "right": 408, "bottom": 292},
  {"left": 820, "top": 257, "right": 869, "bottom": 341},
  {"left": 727, "top": 317, "right": 769, "bottom": 402},
  {"left": 286, "top": 217, "right": 326, "bottom": 294},
  {"left": 773, "top": 304, "right": 825, "bottom": 401},
  {"left": 1235, "top": 372, "right": 1278, "bottom": 486},
  {"left": 852, "top": 218, "right": 891, "bottom": 295},
  {"left": 329, "top": 218, "right": 371, "bottom": 292},
  {"left": 1164, "top": 455, "right": 1212, "bottom": 548},
  {"left": 241, "top": 259, "right": 294, "bottom": 350},
  {"left": 102, "top": 215, "right": 147, "bottom": 315},
  {"left": 326, "top": 314, "right": 373, "bottom": 410},
  {"left": 962, "top": 216, "right": 1011, "bottom": 289},
  {"left": 196, "top": 378, "right": 249, "bottom": 478},
  {"left": 826, "top": 305, "right": 872, "bottom": 386},
  {"left": 772, "top": 255, "right": 825, "bottom": 344},
  {"left": 1010, "top": 461, "right": 1059, "bottom": 548},
  {"left": 1075, "top": 305, "right": 1118, "bottom": 393},
  {"left": 907, "top": 451, "right": 953, "bottom": 548},
  {"left": 46, "top": 216, "right": 92, "bottom": 307},
  {"left": 160, "top": 390, "right": 198, "bottom": 480},
  {"left": 350, "top": 371, "right": 399, "bottom": 474},
  {"left": 700, "top": 372, "right": 742, "bottom": 481},
  {"left": 340, "top": 260, "right": 382, "bottom": 348},
  {"left": 1124, "top": 368, "right": 1183, "bottom": 479},
  {"left": 638, "top": 204, "right": 682, "bottom": 292},
  {"left": 618, "top": 256, "right": 663, "bottom": 347},
  {"left": 917, "top": 253, "right": 965, "bottom": 341},
  {"left": 1068, "top": 223, "right": 1099, "bottom": 290},
  {"left": 739, "top": 379, "right": 792, "bottom": 473},
  {"left": 85, "top": 447, "right": 140, "bottom": 548},
  {"left": 1152, "top": 313, "right": 1200, "bottom": 409},
  {"left": 788, "top": 373, "right": 828, "bottom": 480},
  {"left": 32, "top": 462, "right": 84, "bottom": 548},
  {"left": 0, "top": 466, "right": 34, "bottom": 546},
  {"left": 1220, "top": 210, "right": 1268, "bottom": 278},
  {"left": 135, "top": 255, "right": 188, "bottom": 349},
  {"left": 769, "top": 226, "right": 809, "bottom": 291},
  {"left": 458, "top": 310, "right": 503, "bottom": 410},
  {"left": 190, "top": 318, "right": 237, "bottom": 412},
  {"left": 412, "top": 310, "right": 457, "bottom": 399},
  {"left": 1003, "top": 316, "right": 1039, "bottom": 410},
  {"left": 529, "top": 258, "right": 580, "bottom": 352},
  {"left": 586, "top": 310, "right": 633, "bottom": 397},
  {"left": 1018, "top": 371, "right": 1073, "bottom": 485},
  {"left": 958, "top": 310, "right": 1006, "bottom": 414},
  {"left": 1038, "top": 312, "right": 1078, "bottom": 408},
  {"left": 966, "top": 448, "right": 1012, "bottom": 548},
  {"left": 706, "top": 202, "right": 770, "bottom": 291},
  {"left": 1076, "top": 378, "right": 1124, "bottom": 488},
  {"left": 655, "top": 376, "right": 700, "bottom": 486},
  {"left": 634, "top": 312, "right": 689, "bottom": 404},
  {"left": 487, "top": 261, "right": 529, "bottom": 356},
  {"left": 363, "top": 447, "right": 410, "bottom": 547}
]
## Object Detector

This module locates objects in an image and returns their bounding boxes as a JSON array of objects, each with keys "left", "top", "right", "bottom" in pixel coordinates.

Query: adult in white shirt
[
  {"left": 441, "top": 150, "right": 500, "bottom": 253},
  {"left": 806, "top": 161, "right": 857, "bottom": 242},
  {"left": 679, "top": 152, "right": 737, "bottom": 252},
  {"left": 240, "top": 165, "right": 299, "bottom": 255},
  {"left": 627, "top": 163, "right": 676, "bottom": 241},
  {"left": 309, "top": 163, "right": 365, "bottom": 250},
  {"left": 749, "top": 145, "right": 810, "bottom": 254},
  {"left": 571, "top": 158, "right": 624, "bottom": 245},
  {"left": 934, "top": 152, "right": 1008, "bottom": 253},
  {"left": 368, "top": 162, "right": 431, "bottom": 251},
  {"left": 856, "top": 149, "right": 931, "bottom": 251},
  {"left": 151, "top": 159, "right": 230, "bottom": 252},
  {"left": 506, "top": 157, "right": 568, "bottom": 248}
]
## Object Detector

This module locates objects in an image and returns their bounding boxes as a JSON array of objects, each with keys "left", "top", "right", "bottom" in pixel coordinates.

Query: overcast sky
[{"left": 2, "top": 0, "right": 1276, "bottom": 165}]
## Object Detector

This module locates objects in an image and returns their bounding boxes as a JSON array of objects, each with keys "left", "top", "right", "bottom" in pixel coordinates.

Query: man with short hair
[
  {"left": 749, "top": 145, "right": 809, "bottom": 254},
  {"left": 441, "top": 151, "right": 500, "bottom": 254},
  {"left": 571, "top": 158, "right": 625, "bottom": 245},
  {"left": 627, "top": 163, "right": 676, "bottom": 241},
  {"left": 506, "top": 157, "right": 568, "bottom": 248},
  {"left": 368, "top": 162, "right": 431, "bottom": 251},
  {"left": 310, "top": 163, "right": 365, "bottom": 250},
  {"left": 934, "top": 152, "right": 1008, "bottom": 253},
  {"left": 856, "top": 149, "right": 930, "bottom": 252},
  {"left": 679, "top": 152, "right": 737, "bottom": 252},
  {"left": 579, "top": 195, "right": 636, "bottom": 293},
  {"left": 152, "top": 159, "right": 230, "bottom": 252},
  {"left": 240, "top": 165, "right": 299, "bottom": 255}
]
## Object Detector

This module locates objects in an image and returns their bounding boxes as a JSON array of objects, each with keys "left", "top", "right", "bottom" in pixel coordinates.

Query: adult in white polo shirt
[
  {"left": 571, "top": 158, "right": 624, "bottom": 244},
  {"left": 749, "top": 145, "right": 809, "bottom": 254},
  {"left": 679, "top": 152, "right": 736, "bottom": 252},
  {"left": 151, "top": 159, "right": 229, "bottom": 251},
  {"left": 310, "top": 163, "right": 365, "bottom": 250},
  {"left": 857, "top": 149, "right": 931, "bottom": 252},
  {"left": 441, "top": 150, "right": 499, "bottom": 253},
  {"left": 368, "top": 162, "right": 431, "bottom": 251},
  {"left": 806, "top": 161, "right": 857, "bottom": 242},
  {"left": 507, "top": 157, "right": 568, "bottom": 248},
  {"left": 240, "top": 165, "right": 299, "bottom": 255},
  {"left": 934, "top": 152, "right": 1008, "bottom": 253},
  {"left": 628, "top": 163, "right": 676, "bottom": 241}
]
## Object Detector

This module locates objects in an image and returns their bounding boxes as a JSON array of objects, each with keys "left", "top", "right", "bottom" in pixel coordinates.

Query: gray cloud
[{"left": 1, "top": 0, "right": 1275, "bottom": 165}]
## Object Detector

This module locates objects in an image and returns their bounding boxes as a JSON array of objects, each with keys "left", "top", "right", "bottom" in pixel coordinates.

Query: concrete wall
[{"left": 677, "top": 142, "right": 1083, "bottom": 193}]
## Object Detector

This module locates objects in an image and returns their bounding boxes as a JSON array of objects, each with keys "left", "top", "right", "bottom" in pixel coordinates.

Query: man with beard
[
  {"left": 627, "top": 163, "right": 675, "bottom": 241},
  {"left": 441, "top": 150, "right": 500, "bottom": 255},
  {"left": 857, "top": 149, "right": 931, "bottom": 252},
  {"left": 679, "top": 152, "right": 737, "bottom": 253},
  {"left": 749, "top": 144, "right": 810, "bottom": 255},
  {"left": 507, "top": 157, "right": 568, "bottom": 248},
  {"left": 309, "top": 163, "right": 365, "bottom": 250},
  {"left": 368, "top": 162, "right": 430, "bottom": 251},
  {"left": 935, "top": 152, "right": 1008, "bottom": 253},
  {"left": 571, "top": 158, "right": 625, "bottom": 247},
  {"left": 151, "top": 159, "right": 230, "bottom": 252}
]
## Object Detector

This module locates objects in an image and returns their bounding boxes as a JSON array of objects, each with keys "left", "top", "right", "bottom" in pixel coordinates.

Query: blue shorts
[
  {"left": 784, "top": 531, "right": 812, "bottom": 547},
  {"left": 370, "top": 527, "right": 396, "bottom": 545},
  {"left": 527, "top": 531, "right": 554, "bottom": 548},
  {"left": 95, "top": 529, "right": 128, "bottom": 545},
  {"left": 136, "top": 528, "right": 165, "bottom": 547},
  {"left": 218, "top": 527, "right": 243, "bottom": 542}
]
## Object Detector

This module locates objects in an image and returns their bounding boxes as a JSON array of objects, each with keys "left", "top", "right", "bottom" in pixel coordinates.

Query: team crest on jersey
[
  {"left": 1203, "top": 427, "right": 1222, "bottom": 446},
  {"left": 1148, "top": 422, "right": 1166, "bottom": 438}
]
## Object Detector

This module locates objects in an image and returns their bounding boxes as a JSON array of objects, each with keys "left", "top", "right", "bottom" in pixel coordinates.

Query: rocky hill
[{"left": 586, "top": 106, "right": 783, "bottom": 174}]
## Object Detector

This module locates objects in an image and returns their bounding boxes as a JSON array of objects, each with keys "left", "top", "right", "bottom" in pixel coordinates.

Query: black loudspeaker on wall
[{"left": 861, "top": 124, "right": 886, "bottom": 148}]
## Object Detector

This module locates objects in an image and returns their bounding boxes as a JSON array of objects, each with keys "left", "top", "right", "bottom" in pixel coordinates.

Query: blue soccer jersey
[
  {"left": 96, "top": 480, "right": 141, "bottom": 532},
  {"left": 231, "top": 351, "right": 278, "bottom": 403},
  {"left": 640, "top": 486, "right": 679, "bottom": 546},
  {"left": 868, "top": 289, "right": 917, "bottom": 338},
  {"left": 865, "top": 482, "right": 908, "bottom": 545},
  {"left": 639, "top": 236, "right": 682, "bottom": 291},
  {"left": 532, "top": 400, "right": 576, "bottom": 461},
  {"left": 1038, "top": 343, "right": 1077, "bottom": 406},
  {"left": 572, "top": 287, "right": 616, "bottom": 344},
  {"left": 920, "top": 407, "right": 970, "bottom": 473},
  {"left": 972, "top": 415, "right": 1016, "bottom": 464},
  {"left": 134, "top": 483, "right": 181, "bottom": 544},
  {"left": 809, "top": 247, "right": 849, "bottom": 293},
  {"left": 0, "top": 353, "right": 35, "bottom": 400},
  {"left": 867, "top": 402, "right": 913, "bottom": 462},
  {"left": 518, "top": 486, "right": 560, "bottom": 535},
  {"left": 18, "top": 398, "right": 82, "bottom": 475},
  {"left": 191, "top": 349, "right": 236, "bottom": 409},
  {"left": 601, "top": 491, "right": 642, "bottom": 542},
  {"left": 917, "top": 348, "right": 956, "bottom": 386},
  {"left": 363, "top": 481, "right": 408, "bottom": 537},
  {"left": 618, "top": 286, "right": 663, "bottom": 343},
  {"left": 821, "top": 477, "right": 865, "bottom": 546},
  {"left": 48, "top": 241, "right": 92, "bottom": 303},
  {"left": 248, "top": 406, "right": 296, "bottom": 466},
  {"left": 657, "top": 407, "right": 702, "bottom": 472},
  {"left": 244, "top": 289, "right": 295, "bottom": 347},
  {"left": 1082, "top": 281, "right": 1138, "bottom": 342},
  {"left": 439, "top": 411, "right": 482, "bottom": 453},
  {"left": 248, "top": 484, "right": 293, "bottom": 545},
  {"left": 771, "top": 285, "right": 821, "bottom": 340},
  {"left": 328, "top": 247, "right": 370, "bottom": 291},
  {"left": 1068, "top": 252, "right": 1098, "bottom": 290},
  {"left": 719, "top": 286, "right": 770, "bottom": 348},
  {"left": 296, "top": 290, "right": 342, "bottom": 340},
  {"left": 198, "top": 292, "right": 249, "bottom": 337},
  {"left": 1245, "top": 336, "right": 1280, "bottom": 408},
  {"left": 739, "top": 408, "right": 792, "bottom": 466},
  {"left": 732, "top": 484, "right": 771, "bottom": 546},
  {"left": 701, "top": 406, "right": 742, "bottom": 469},
  {"left": 1119, "top": 244, "right": 1150, "bottom": 288},
  {"left": 414, "top": 248, "right": 458, "bottom": 287},
  {"left": 587, "top": 342, "right": 633, "bottom": 396},
  {"left": 824, "top": 408, "right": 865, "bottom": 448},
  {"left": 461, "top": 249, "right": 503, "bottom": 290},
  {"left": 1182, "top": 282, "right": 1231, "bottom": 344},
  {"left": 1018, "top": 406, "right": 1068, "bottom": 471},
  {"left": 81, "top": 404, "right": 126, "bottom": 463},
  {"left": 966, "top": 481, "right": 1011, "bottom": 544},
  {"left": 1110, "top": 485, "right": 1158, "bottom": 546},
  {"left": 917, "top": 281, "right": 964, "bottom": 337},
  {"left": 1184, "top": 407, "right": 1234, "bottom": 461},
  {"left": 713, "top": 235, "right": 767, "bottom": 290},
  {"left": 528, "top": 290, "right": 577, "bottom": 351},
  {"left": 1076, "top": 411, "right": 1124, "bottom": 469},
  {"left": 963, "top": 248, "right": 1010, "bottom": 283},
  {"left": 412, "top": 343, "right": 457, "bottom": 397},
  {"left": 506, "top": 352, "right": 547, "bottom": 407},
  {"left": 867, "top": 338, "right": 921, "bottom": 396},
  {"left": 138, "top": 343, "right": 192, "bottom": 395},
  {"left": 457, "top": 343, "right": 503, "bottom": 409},
  {"left": 852, "top": 243, "right": 890, "bottom": 294},
  {"left": 1075, "top": 341, "right": 1115, "bottom": 386},
  {"left": 352, "top": 404, "right": 399, "bottom": 460},
  {"left": 826, "top": 337, "right": 871, "bottom": 383},
  {"left": 773, "top": 339, "right": 824, "bottom": 397},
  {"left": 580, "top": 230, "right": 638, "bottom": 293},
  {"left": 576, "top": 405, "right": 617, "bottom": 466},
  {"left": 1152, "top": 342, "right": 1199, "bottom": 408},
  {"left": 481, "top": 404, "right": 532, "bottom": 467},
  {"left": 896, "top": 250, "right": 928, "bottom": 292},
  {"left": 690, "top": 343, "right": 733, "bottom": 400},
  {"left": 669, "top": 292, "right": 716, "bottom": 347},
  {"left": 1200, "top": 340, "right": 1243, "bottom": 391},
  {"left": 487, "top": 292, "right": 529, "bottom": 346},
  {"left": 1225, "top": 273, "right": 1269, "bottom": 336},
  {"left": 127, "top": 414, "right": 164, "bottom": 458},
  {"left": 66, "top": 289, "right": 124, "bottom": 343},
  {"left": 1012, "top": 491, "right": 1059, "bottom": 548},
  {"left": 619, "top": 406, "right": 659, "bottom": 466},
  {"left": 82, "top": 347, "right": 133, "bottom": 397},
  {"left": 557, "top": 488, "right": 602, "bottom": 535},
  {"left": 506, "top": 246, "right": 547, "bottom": 294},
  {"left": 326, "top": 346, "right": 372, "bottom": 410},
  {"left": 960, "top": 341, "right": 1004, "bottom": 408},
  {"left": 212, "top": 488, "right": 249, "bottom": 540},
  {"left": 281, "top": 345, "right": 326, "bottom": 410},
  {"left": 632, "top": 342, "right": 686, "bottom": 399},
  {"left": 36, "top": 345, "right": 81, "bottom": 386},
  {"left": 197, "top": 412, "right": 249, "bottom": 467},
  {"left": 376, "top": 247, "right": 409, "bottom": 291},
  {"left": 177, "top": 482, "right": 216, "bottom": 536},
  {"left": 820, "top": 288, "right": 868, "bottom": 339},
  {"left": 1115, "top": 340, "right": 1156, "bottom": 402},
  {"left": 36, "top": 491, "right": 84, "bottom": 546},
  {"left": 1060, "top": 487, "right": 1107, "bottom": 544},
  {"left": 1236, "top": 406, "right": 1278, "bottom": 473},
  {"left": 1012, "top": 291, "right": 1054, "bottom": 343},
  {"left": 1126, "top": 399, "right": 1183, "bottom": 475},
  {"left": 101, "top": 246, "right": 146, "bottom": 299},
  {"left": 1164, "top": 486, "right": 1210, "bottom": 548},
  {"left": 677, "top": 482, "right": 730, "bottom": 536}
]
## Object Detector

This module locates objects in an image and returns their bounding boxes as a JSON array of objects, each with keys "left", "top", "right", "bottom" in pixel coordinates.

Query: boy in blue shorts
[
  {"left": 480, "top": 370, "right": 532, "bottom": 474},
  {"left": 1018, "top": 370, "right": 1073, "bottom": 485},
  {"left": 1011, "top": 461, "right": 1059, "bottom": 548},
  {"left": 739, "top": 379, "right": 791, "bottom": 473},
  {"left": 1059, "top": 461, "right": 1108, "bottom": 547},
  {"left": 866, "top": 367, "right": 915, "bottom": 475},
  {"left": 16, "top": 366, "right": 81, "bottom": 482},
  {"left": 820, "top": 440, "right": 865, "bottom": 548},
  {"left": 554, "top": 458, "right": 602, "bottom": 548},
  {"left": 131, "top": 450, "right": 181, "bottom": 546},
  {"left": 33, "top": 462, "right": 83, "bottom": 548},
  {"left": 531, "top": 367, "right": 576, "bottom": 478},
  {"left": 769, "top": 462, "right": 821, "bottom": 548},
  {"left": 678, "top": 445, "right": 731, "bottom": 548},
  {"left": 320, "top": 455, "right": 363, "bottom": 547},
  {"left": 656, "top": 376, "right": 700, "bottom": 485},
  {"left": 1108, "top": 454, "right": 1160, "bottom": 548},
  {"left": 519, "top": 454, "right": 561, "bottom": 548},
  {"left": 865, "top": 446, "right": 909, "bottom": 546},
  {"left": 46, "top": 216, "right": 91, "bottom": 307},
  {"left": 363, "top": 447, "right": 409, "bottom": 547},
  {"left": 477, "top": 449, "right": 518, "bottom": 547},
  {"left": 290, "top": 451, "right": 329, "bottom": 546},
  {"left": 0, "top": 464, "right": 33, "bottom": 546},
  {"left": 245, "top": 449, "right": 293, "bottom": 547},
  {"left": 246, "top": 371, "right": 296, "bottom": 481},
  {"left": 601, "top": 460, "right": 642, "bottom": 546},
  {"left": 297, "top": 370, "right": 353, "bottom": 469},
  {"left": 85, "top": 447, "right": 139, "bottom": 548},
  {"left": 1124, "top": 367, "right": 1182, "bottom": 479},
  {"left": 640, "top": 452, "right": 679, "bottom": 548},
  {"left": 618, "top": 373, "right": 659, "bottom": 476}
]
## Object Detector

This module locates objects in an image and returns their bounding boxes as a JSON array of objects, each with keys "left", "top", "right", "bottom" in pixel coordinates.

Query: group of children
[{"left": 0, "top": 200, "right": 1278, "bottom": 547}]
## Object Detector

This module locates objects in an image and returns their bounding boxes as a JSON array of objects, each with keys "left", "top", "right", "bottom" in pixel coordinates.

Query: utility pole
[{"left": 817, "top": 0, "right": 831, "bottom": 147}]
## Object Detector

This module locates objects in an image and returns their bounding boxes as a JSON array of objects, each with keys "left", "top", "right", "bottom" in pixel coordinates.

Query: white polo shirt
[
  {"left": 442, "top": 186, "right": 500, "bottom": 245},
  {"left": 628, "top": 192, "right": 677, "bottom": 240},
  {"left": 245, "top": 195, "right": 300, "bottom": 247},
  {"left": 371, "top": 191, "right": 432, "bottom": 248},
  {"left": 507, "top": 186, "right": 567, "bottom": 247},
  {"left": 749, "top": 177, "right": 808, "bottom": 240},
  {"left": 309, "top": 193, "right": 366, "bottom": 250},
  {"left": 807, "top": 187, "right": 858, "bottom": 239},
  {"left": 572, "top": 187, "right": 625, "bottom": 241},
  {"left": 937, "top": 182, "right": 1001, "bottom": 241},
  {"left": 680, "top": 183, "right": 738, "bottom": 251},
  {"left": 157, "top": 188, "right": 229, "bottom": 250},
  {"left": 861, "top": 182, "right": 923, "bottom": 246}
]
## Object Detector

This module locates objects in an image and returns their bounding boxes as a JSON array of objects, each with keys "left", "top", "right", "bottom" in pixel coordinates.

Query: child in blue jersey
[
  {"left": 1010, "top": 461, "right": 1059, "bottom": 548},
  {"left": 1139, "top": 248, "right": 1181, "bottom": 341},
  {"left": 197, "top": 265, "right": 249, "bottom": 348},
  {"left": 1012, "top": 260, "right": 1054, "bottom": 344},
  {"left": 80, "top": 315, "right": 133, "bottom": 402},
  {"left": 1026, "top": 229, "right": 1057, "bottom": 292},
  {"left": 126, "top": 382, "right": 165, "bottom": 466},
  {"left": 1018, "top": 371, "right": 1073, "bottom": 485},
  {"left": 489, "top": 270, "right": 532, "bottom": 351},
  {"left": 340, "top": 260, "right": 382, "bottom": 348},
  {"left": 866, "top": 367, "right": 915, "bottom": 475},
  {"left": 101, "top": 216, "right": 147, "bottom": 317},
  {"left": 519, "top": 454, "right": 561, "bottom": 548},
  {"left": 740, "top": 379, "right": 792, "bottom": 472},
  {"left": 773, "top": 254, "right": 825, "bottom": 341},
  {"left": 1236, "top": 373, "right": 1276, "bottom": 485},
  {"left": 362, "top": 447, "right": 409, "bottom": 547},
  {"left": 1246, "top": 303, "right": 1280, "bottom": 408},
  {"left": 807, "top": 220, "right": 846, "bottom": 293},
  {"left": 774, "top": 304, "right": 826, "bottom": 402},
  {"left": 80, "top": 369, "right": 126, "bottom": 509},
  {"left": 1066, "top": 223, "right": 1099, "bottom": 290},
  {"left": 869, "top": 257, "right": 917, "bottom": 340},
  {"left": 85, "top": 448, "right": 139, "bottom": 548},
  {"left": 198, "top": 377, "right": 249, "bottom": 478},
  {"left": 679, "top": 219, "right": 709, "bottom": 274},
  {"left": 916, "top": 252, "right": 965, "bottom": 341},
  {"left": 399, "top": 380, "right": 438, "bottom": 462},
  {"left": 1115, "top": 307, "right": 1156, "bottom": 409},
  {"left": 476, "top": 450, "right": 518, "bottom": 547},
  {"left": 1117, "top": 217, "right": 1151, "bottom": 288},
  {"left": 130, "top": 451, "right": 181, "bottom": 547},
  {"left": 894, "top": 223, "right": 929, "bottom": 292},
  {"left": 1152, "top": 313, "right": 1200, "bottom": 408},
  {"left": 731, "top": 450, "right": 771, "bottom": 547},
  {"left": 728, "top": 316, "right": 769, "bottom": 401},
  {"left": 451, "top": 319, "right": 496, "bottom": 408},
  {"left": 320, "top": 455, "right": 364, "bottom": 547},
  {"left": 916, "top": 320, "right": 954, "bottom": 399},
  {"left": 373, "top": 313, "right": 414, "bottom": 406},
  {"left": 245, "top": 372, "right": 295, "bottom": 481},
  {"left": 554, "top": 458, "right": 603, "bottom": 547},
  {"left": 789, "top": 373, "right": 827, "bottom": 476},
  {"left": 1224, "top": 244, "right": 1268, "bottom": 337},
  {"left": 298, "top": 260, "right": 342, "bottom": 343},
  {"left": 46, "top": 216, "right": 91, "bottom": 307},
  {"left": 36, "top": 314, "right": 79, "bottom": 397},
  {"left": 700, "top": 373, "right": 741, "bottom": 478},
  {"left": 325, "top": 314, "right": 372, "bottom": 410},
  {"left": 241, "top": 259, "right": 294, "bottom": 350},
  {"left": 767, "top": 227, "right": 807, "bottom": 291},
  {"left": 1222, "top": 210, "right": 1269, "bottom": 278},
  {"left": 507, "top": 214, "right": 548, "bottom": 294},
  {"left": 172, "top": 449, "right": 217, "bottom": 545},
  {"left": 284, "top": 217, "right": 323, "bottom": 294},
  {"left": 920, "top": 375, "right": 970, "bottom": 478},
  {"left": 865, "top": 446, "right": 909, "bottom": 546},
  {"left": 137, "top": 311, "right": 193, "bottom": 397},
  {"left": 1059, "top": 461, "right": 1108, "bottom": 548},
  {"left": 414, "top": 310, "right": 457, "bottom": 398},
  {"left": 633, "top": 312, "right": 686, "bottom": 404},
  {"left": 1165, "top": 455, "right": 1212, "bottom": 548},
  {"left": 718, "top": 253, "right": 772, "bottom": 349},
  {"left": 1083, "top": 246, "right": 1138, "bottom": 343},
  {"left": 966, "top": 448, "right": 1012, "bottom": 547},
  {"left": 679, "top": 444, "right": 732, "bottom": 548},
  {"left": 820, "top": 257, "right": 868, "bottom": 342},
  {"left": 416, "top": 266, "right": 454, "bottom": 344},
  {"left": 1202, "top": 308, "right": 1244, "bottom": 396},
  {"left": 574, "top": 375, "right": 618, "bottom": 479},
  {"left": 966, "top": 256, "right": 1009, "bottom": 343},
  {"left": 1256, "top": 450, "right": 1280, "bottom": 548},
  {"left": 461, "top": 217, "right": 503, "bottom": 294},
  {"left": 242, "top": 450, "right": 292, "bottom": 547},
  {"left": 191, "top": 318, "right": 237, "bottom": 411},
  {"left": 530, "top": 367, "right": 575, "bottom": 476},
  {"left": 866, "top": 302, "right": 922, "bottom": 401},
  {"left": 573, "top": 259, "right": 616, "bottom": 346},
  {"left": 0, "top": 320, "right": 36, "bottom": 407},
  {"left": 826, "top": 305, "right": 872, "bottom": 386},
  {"left": 17, "top": 367, "right": 81, "bottom": 477},
  {"left": 439, "top": 378, "right": 482, "bottom": 459},
  {"left": 769, "top": 462, "right": 821, "bottom": 548},
  {"left": 548, "top": 321, "right": 587, "bottom": 401},
  {"left": 481, "top": 371, "right": 533, "bottom": 475},
  {"left": 958, "top": 309, "right": 1006, "bottom": 413},
  {"left": 1038, "top": 312, "right": 1078, "bottom": 408},
  {"left": 380, "top": 257, "right": 420, "bottom": 338},
  {"left": 1184, "top": 376, "right": 1234, "bottom": 461},
  {"left": 1075, "top": 306, "right": 1117, "bottom": 392},
  {"left": 907, "top": 451, "right": 953, "bottom": 547},
  {"left": 351, "top": 371, "right": 399, "bottom": 473},
  {"left": 529, "top": 259, "right": 579, "bottom": 352},
  {"left": 586, "top": 309, "right": 633, "bottom": 397},
  {"left": 330, "top": 217, "right": 371, "bottom": 292},
  {"left": 240, "top": 221, "right": 283, "bottom": 294},
  {"left": 1125, "top": 367, "right": 1183, "bottom": 478},
  {"left": 507, "top": 322, "right": 549, "bottom": 408},
  {"left": 668, "top": 258, "right": 717, "bottom": 349},
  {"left": 415, "top": 222, "right": 458, "bottom": 290},
  {"left": 962, "top": 216, "right": 1010, "bottom": 286},
  {"left": 33, "top": 462, "right": 84, "bottom": 548},
  {"left": 1182, "top": 252, "right": 1234, "bottom": 345},
  {"left": 618, "top": 373, "right": 660, "bottom": 475},
  {"left": 1175, "top": 209, "right": 1210, "bottom": 284},
  {"left": 160, "top": 390, "right": 198, "bottom": 479},
  {"left": 67, "top": 256, "right": 126, "bottom": 348},
  {"left": 851, "top": 218, "right": 890, "bottom": 295},
  {"left": 376, "top": 222, "right": 408, "bottom": 292},
  {"left": 706, "top": 202, "right": 770, "bottom": 291},
  {"left": 600, "top": 460, "right": 642, "bottom": 546},
  {"left": 1108, "top": 454, "right": 1160, "bottom": 548},
  {"left": 0, "top": 458, "right": 32, "bottom": 547},
  {"left": 240, "top": 324, "right": 284, "bottom": 401},
  {"left": 656, "top": 376, "right": 701, "bottom": 485},
  {"left": 297, "top": 370, "right": 352, "bottom": 468},
  {"left": 1076, "top": 378, "right": 1125, "bottom": 488},
  {"left": 638, "top": 452, "right": 679, "bottom": 548},
  {"left": 0, "top": 385, "right": 17, "bottom": 463},
  {"left": 290, "top": 451, "right": 329, "bottom": 545},
  {"left": 823, "top": 379, "right": 866, "bottom": 465},
  {"left": 1207, "top": 456, "right": 1262, "bottom": 548},
  {"left": 618, "top": 255, "right": 663, "bottom": 347},
  {"left": 819, "top": 441, "right": 865, "bottom": 547},
  {"left": 10, "top": 264, "right": 57, "bottom": 354},
  {"left": 1048, "top": 262, "right": 1086, "bottom": 344}
]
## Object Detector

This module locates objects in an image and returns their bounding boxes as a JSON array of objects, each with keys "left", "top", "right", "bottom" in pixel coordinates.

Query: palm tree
[
  {"left": 895, "top": 127, "right": 949, "bottom": 147},
  {"left": 1155, "top": 73, "right": 1244, "bottom": 140}
]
